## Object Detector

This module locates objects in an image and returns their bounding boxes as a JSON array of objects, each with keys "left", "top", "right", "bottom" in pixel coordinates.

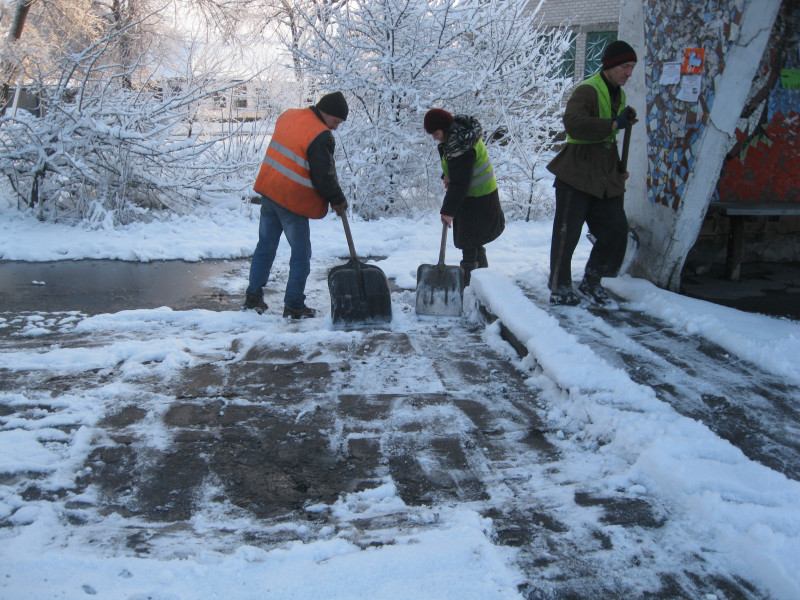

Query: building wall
[
  {"left": 535, "top": 1, "right": 796, "bottom": 285},
  {"left": 533, "top": 0, "right": 621, "bottom": 82},
  {"left": 622, "top": 0, "right": 783, "bottom": 289}
]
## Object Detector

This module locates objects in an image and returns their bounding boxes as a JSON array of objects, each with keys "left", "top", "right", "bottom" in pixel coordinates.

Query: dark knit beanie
[
  {"left": 316, "top": 91, "right": 349, "bottom": 120},
  {"left": 601, "top": 40, "right": 637, "bottom": 70},
  {"left": 424, "top": 108, "right": 454, "bottom": 134}
]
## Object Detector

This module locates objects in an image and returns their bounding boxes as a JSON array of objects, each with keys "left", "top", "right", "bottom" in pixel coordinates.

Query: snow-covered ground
[{"left": 1, "top": 196, "right": 799, "bottom": 600}]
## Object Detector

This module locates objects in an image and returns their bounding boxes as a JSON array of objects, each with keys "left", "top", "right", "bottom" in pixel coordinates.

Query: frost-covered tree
[
  {"left": 0, "top": 15, "right": 266, "bottom": 225},
  {"left": 269, "top": 0, "right": 345, "bottom": 93},
  {"left": 1, "top": 0, "right": 270, "bottom": 109},
  {"left": 0, "top": 0, "right": 297, "bottom": 224},
  {"left": 283, "top": 0, "right": 573, "bottom": 219},
  {"left": 1, "top": 0, "right": 104, "bottom": 108}
]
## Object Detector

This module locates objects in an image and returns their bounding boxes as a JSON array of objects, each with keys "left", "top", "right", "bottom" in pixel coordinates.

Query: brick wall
[{"left": 531, "top": 0, "right": 621, "bottom": 82}]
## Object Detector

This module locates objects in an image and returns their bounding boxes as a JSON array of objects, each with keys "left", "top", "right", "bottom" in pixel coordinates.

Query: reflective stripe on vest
[
  {"left": 265, "top": 140, "right": 311, "bottom": 186},
  {"left": 253, "top": 108, "right": 329, "bottom": 219},
  {"left": 442, "top": 140, "right": 498, "bottom": 197},
  {"left": 566, "top": 72, "right": 626, "bottom": 147}
]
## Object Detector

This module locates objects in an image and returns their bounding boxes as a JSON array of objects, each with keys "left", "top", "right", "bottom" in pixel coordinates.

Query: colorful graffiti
[
  {"left": 718, "top": 110, "right": 800, "bottom": 203},
  {"left": 717, "top": 2, "right": 800, "bottom": 204}
]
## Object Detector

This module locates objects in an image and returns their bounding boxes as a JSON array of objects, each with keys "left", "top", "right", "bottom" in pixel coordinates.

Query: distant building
[
  {"left": 533, "top": 0, "right": 621, "bottom": 83},
  {"left": 3, "top": 86, "right": 43, "bottom": 117}
]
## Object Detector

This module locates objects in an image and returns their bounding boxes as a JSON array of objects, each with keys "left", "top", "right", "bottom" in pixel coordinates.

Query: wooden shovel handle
[
  {"left": 438, "top": 220, "right": 448, "bottom": 266},
  {"left": 620, "top": 123, "right": 632, "bottom": 173},
  {"left": 340, "top": 212, "right": 365, "bottom": 278},
  {"left": 341, "top": 212, "right": 359, "bottom": 262}
]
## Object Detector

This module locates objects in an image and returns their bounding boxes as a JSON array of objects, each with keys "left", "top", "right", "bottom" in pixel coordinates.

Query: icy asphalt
[{"left": 1, "top": 257, "right": 799, "bottom": 599}]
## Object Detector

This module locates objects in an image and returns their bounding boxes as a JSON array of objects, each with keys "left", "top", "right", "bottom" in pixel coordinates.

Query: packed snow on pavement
[{"left": 1, "top": 196, "right": 799, "bottom": 600}]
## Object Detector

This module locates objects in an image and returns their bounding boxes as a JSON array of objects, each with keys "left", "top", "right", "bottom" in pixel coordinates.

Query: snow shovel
[
  {"left": 617, "top": 111, "right": 639, "bottom": 275},
  {"left": 585, "top": 117, "right": 640, "bottom": 275},
  {"left": 415, "top": 221, "right": 465, "bottom": 316},
  {"left": 328, "top": 212, "right": 392, "bottom": 329}
]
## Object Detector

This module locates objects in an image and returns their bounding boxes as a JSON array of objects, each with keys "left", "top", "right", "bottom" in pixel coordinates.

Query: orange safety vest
[{"left": 253, "top": 108, "right": 330, "bottom": 219}]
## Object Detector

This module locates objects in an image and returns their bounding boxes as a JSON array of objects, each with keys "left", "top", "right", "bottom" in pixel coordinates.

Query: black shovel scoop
[
  {"left": 415, "top": 221, "right": 465, "bottom": 316},
  {"left": 328, "top": 212, "right": 392, "bottom": 329}
]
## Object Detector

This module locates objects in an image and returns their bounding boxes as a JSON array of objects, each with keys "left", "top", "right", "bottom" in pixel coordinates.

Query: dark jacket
[
  {"left": 439, "top": 117, "right": 505, "bottom": 249},
  {"left": 307, "top": 107, "right": 347, "bottom": 206},
  {"left": 546, "top": 74, "right": 627, "bottom": 199}
]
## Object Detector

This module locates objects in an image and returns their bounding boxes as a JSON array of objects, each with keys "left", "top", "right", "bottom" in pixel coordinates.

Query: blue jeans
[{"left": 246, "top": 197, "right": 312, "bottom": 311}]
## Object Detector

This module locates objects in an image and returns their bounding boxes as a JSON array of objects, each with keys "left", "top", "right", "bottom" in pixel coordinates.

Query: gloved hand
[
  {"left": 614, "top": 106, "right": 637, "bottom": 130},
  {"left": 332, "top": 200, "right": 348, "bottom": 217}
]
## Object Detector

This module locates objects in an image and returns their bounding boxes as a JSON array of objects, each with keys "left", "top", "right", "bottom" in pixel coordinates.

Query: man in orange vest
[{"left": 244, "top": 91, "right": 350, "bottom": 318}]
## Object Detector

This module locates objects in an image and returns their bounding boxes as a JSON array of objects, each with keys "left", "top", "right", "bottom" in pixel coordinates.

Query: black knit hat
[
  {"left": 316, "top": 91, "right": 349, "bottom": 120},
  {"left": 424, "top": 108, "right": 454, "bottom": 134},
  {"left": 601, "top": 40, "right": 637, "bottom": 70}
]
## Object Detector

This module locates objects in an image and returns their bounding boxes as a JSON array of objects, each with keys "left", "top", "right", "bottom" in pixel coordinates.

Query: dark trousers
[
  {"left": 460, "top": 246, "right": 487, "bottom": 285},
  {"left": 548, "top": 180, "right": 628, "bottom": 293},
  {"left": 461, "top": 246, "right": 487, "bottom": 268}
]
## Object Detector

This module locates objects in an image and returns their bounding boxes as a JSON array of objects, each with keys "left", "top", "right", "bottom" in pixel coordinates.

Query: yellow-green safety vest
[
  {"left": 441, "top": 140, "right": 498, "bottom": 197},
  {"left": 566, "top": 72, "right": 626, "bottom": 147}
]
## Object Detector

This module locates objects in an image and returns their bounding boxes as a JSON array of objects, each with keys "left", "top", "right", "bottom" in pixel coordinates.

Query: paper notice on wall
[
  {"left": 660, "top": 62, "right": 682, "bottom": 85},
  {"left": 677, "top": 74, "right": 702, "bottom": 102}
]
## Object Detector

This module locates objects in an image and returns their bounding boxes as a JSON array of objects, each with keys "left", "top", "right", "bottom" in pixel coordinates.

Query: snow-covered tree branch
[
  {"left": 282, "top": 0, "right": 573, "bottom": 219},
  {"left": 0, "top": 16, "right": 265, "bottom": 225}
]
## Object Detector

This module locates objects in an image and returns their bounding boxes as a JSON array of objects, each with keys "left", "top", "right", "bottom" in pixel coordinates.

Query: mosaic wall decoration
[
  {"left": 767, "top": 4, "right": 800, "bottom": 122},
  {"left": 643, "top": 0, "right": 800, "bottom": 211},
  {"left": 642, "top": 0, "right": 746, "bottom": 211},
  {"left": 719, "top": 110, "right": 800, "bottom": 202},
  {"left": 717, "top": 4, "right": 800, "bottom": 204}
]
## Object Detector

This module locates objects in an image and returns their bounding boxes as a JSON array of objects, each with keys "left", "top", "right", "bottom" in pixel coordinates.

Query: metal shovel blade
[
  {"left": 328, "top": 212, "right": 392, "bottom": 329},
  {"left": 585, "top": 227, "right": 640, "bottom": 276},
  {"left": 415, "top": 222, "right": 464, "bottom": 316},
  {"left": 618, "top": 228, "right": 640, "bottom": 276},
  {"left": 415, "top": 263, "right": 464, "bottom": 316},
  {"left": 329, "top": 259, "right": 392, "bottom": 328}
]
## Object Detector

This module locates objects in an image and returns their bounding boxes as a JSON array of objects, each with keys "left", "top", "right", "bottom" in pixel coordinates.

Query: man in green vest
[{"left": 547, "top": 40, "right": 638, "bottom": 306}]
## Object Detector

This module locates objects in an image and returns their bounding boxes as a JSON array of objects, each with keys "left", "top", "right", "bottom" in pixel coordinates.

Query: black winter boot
[
  {"left": 283, "top": 305, "right": 317, "bottom": 319},
  {"left": 460, "top": 260, "right": 478, "bottom": 286},
  {"left": 578, "top": 279, "right": 611, "bottom": 306},
  {"left": 477, "top": 246, "right": 488, "bottom": 269},
  {"left": 550, "top": 289, "right": 580, "bottom": 306}
]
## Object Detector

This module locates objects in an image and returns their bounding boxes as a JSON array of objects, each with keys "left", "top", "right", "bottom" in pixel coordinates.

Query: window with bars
[
  {"left": 558, "top": 38, "right": 577, "bottom": 80},
  {"left": 584, "top": 31, "right": 618, "bottom": 77},
  {"left": 542, "top": 34, "right": 576, "bottom": 80}
]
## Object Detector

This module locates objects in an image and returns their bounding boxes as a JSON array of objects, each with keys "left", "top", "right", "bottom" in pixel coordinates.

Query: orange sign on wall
[{"left": 681, "top": 48, "right": 705, "bottom": 75}]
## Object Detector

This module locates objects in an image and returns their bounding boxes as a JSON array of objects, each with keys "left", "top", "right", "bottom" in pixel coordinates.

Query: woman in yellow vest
[
  {"left": 424, "top": 109, "right": 505, "bottom": 284},
  {"left": 546, "top": 40, "right": 638, "bottom": 307},
  {"left": 244, "top": 92, "right": 349, "bottom": 318}
]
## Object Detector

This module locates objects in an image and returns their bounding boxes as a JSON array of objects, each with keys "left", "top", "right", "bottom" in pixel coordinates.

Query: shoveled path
[{"left": 1, "top": 259, "right": 790, "bottom": 599}]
